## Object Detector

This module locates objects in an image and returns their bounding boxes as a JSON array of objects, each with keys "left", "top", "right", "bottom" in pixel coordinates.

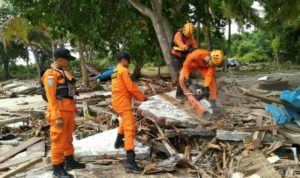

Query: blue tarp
[
  {"left": 280, "top": 88, "right": 300, "bottom": 107},
  {"left": 95, "top": 67, "right": 115, "bottom": 81},
  {"left": 265, "top": 88, "right": 300, "bottom": 125}
]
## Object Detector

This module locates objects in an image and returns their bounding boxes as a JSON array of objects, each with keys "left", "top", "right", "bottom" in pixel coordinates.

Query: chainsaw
[{"left": 180, "top": 81, "right": 213, "bottom": 116}]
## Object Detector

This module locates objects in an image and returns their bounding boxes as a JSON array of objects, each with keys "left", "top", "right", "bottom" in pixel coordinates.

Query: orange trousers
[
  {"left": 50, "top": 111, "right": 75, "bottom": 165},
  {"left": 117, "top": 110, "right": 136, "bottom": 151}
]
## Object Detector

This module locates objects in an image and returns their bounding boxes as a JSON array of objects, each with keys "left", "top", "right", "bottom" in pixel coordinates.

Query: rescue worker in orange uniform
[
  {"left": 42, "top": 48, "right": 85, "bottom": 178},
  {"left": 179, "top": 49, "right": 224, "bottom": 112},
  {"left": 112, "top": 52, "right": 148, "bottom": 174},
  {"left": 171, "top": 23, "right": 197, "bottom": 98}
]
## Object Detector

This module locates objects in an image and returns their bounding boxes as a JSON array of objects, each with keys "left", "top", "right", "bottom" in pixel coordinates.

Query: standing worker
[
  {"left": 171, "top": 23, "right": 198, "bottom": 98},
  {"left": 112, "top": 52, "right": 148, "bottom": 174},
  {"left": 42, "top": 48, "right": 85, "bottom": 178},
  {"left": 179, "top": 48, "right": 224, "bottom": 112}
]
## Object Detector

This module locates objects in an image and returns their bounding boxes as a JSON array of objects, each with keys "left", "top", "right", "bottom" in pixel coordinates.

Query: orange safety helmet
[
  {"left": 210, "top": 50, "right": 224, "bottom": 66},
  {"left": 182, "top": 23, "right": 194, "bottom": 37}
]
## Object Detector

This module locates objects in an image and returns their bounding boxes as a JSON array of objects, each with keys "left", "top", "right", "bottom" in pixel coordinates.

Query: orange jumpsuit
[
  {"left": 171, "top": 31, "right": 197, "bottom": 58},
  {"left": 42, "top": 68, "right": 76, "bottom": 165},
  {"left": 111, "top": 64, "right": 145, "bottom": 151},
  {"left": 179, "top": 49, "right": 217, "bottom": 100}
]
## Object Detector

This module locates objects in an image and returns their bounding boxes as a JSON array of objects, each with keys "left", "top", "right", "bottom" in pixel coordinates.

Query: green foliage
[
  {"left": 231, "top": 30, "right": 273, "bottom": 63},
  {"left": 8, "top": 64, "right": 37, "bottom": 79}
]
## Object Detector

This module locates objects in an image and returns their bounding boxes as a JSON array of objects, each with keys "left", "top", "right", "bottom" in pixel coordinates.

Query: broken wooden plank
[
  {"left": 241, "top": 88, "right": 300, "bottom": 110},
  {"left": 27, "top": 141, "right": 45, "bottom": 157},
  {"left": 278, "top": 128, "right": 300, "bottom": 144},
  {"left": 0, "top": 137, "right": 44, "bottom": 163},
  {"left": 0, "top": 157, "right": 42, "bottom": 178},
  {"left": 237, "top": 152, "right": 281, "bottom": 178},
  {"left": 0, "top": 116, "right": 29, "bottom": 126},
  {"left": 184, "top": 146, "right": 191, "bottom": 161},
  {"left": 164, "top": 127, "right": 215, "bottom": 137},
  {"left": 238, "top": 125, "right": 279, "bottom": 132},
  {"left": 136, "top": 136, "right": 168, "bottom": 154},
  {"left": 150, "top": 118, "right": 177, "bottom": 156},
  {"left": 284, "top": 123, "right": 300, "bottom": 133},
  {"left": 264, "top": 140, "right": 285, "bottom": 155},
  {"left": 0, "top": 155, "right": 39, "bottom": 171},
  {"left": 143, "top": 159, "right": 177, "bottom": 174}
]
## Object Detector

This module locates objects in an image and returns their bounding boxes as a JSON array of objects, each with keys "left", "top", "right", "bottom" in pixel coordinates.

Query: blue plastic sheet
[
  {"left": 95, "top": 67, "right": 115, "bottom": 81},
  {"left": 280, "top": 88, "right": 300, "bottom": 107},
  {"left": 265, "top": 88, "right": 300, "bottom": 125},
  {"left": 265, "top": 104, "right": 292, "bottom": 125}
]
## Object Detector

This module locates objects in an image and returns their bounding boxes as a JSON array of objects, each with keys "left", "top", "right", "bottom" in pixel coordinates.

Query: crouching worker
[
  {"left": 179, "top": 49, "right": 224, "bottom": 113},
  {"left": 41, "top": 48, "right": 85, "bottom": 178},
  {"left": 112, "top": 52, "right": 148, "bottom": 174}
]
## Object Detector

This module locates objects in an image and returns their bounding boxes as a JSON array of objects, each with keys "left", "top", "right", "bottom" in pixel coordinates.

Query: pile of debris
[
  {"left": 132, "top": 80, "right": 300, "bottom": 177},
  {"left": 0, "top": 75, "right": 299, "bottom": 178}
]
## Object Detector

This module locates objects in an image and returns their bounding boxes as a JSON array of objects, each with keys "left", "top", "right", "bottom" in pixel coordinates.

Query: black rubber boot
[
  {"left": 210, "top": 100, "right": 221, "bottom": 114},
  {"left": 53, "top": 164, "right": 73, "bottom": 178},
  {"left": 114, "top": 134, "right": 124, "bottom": 149},
  {"left": 64, "top": 155, "right": 85, "bottom": 170},
  {"left": 124, "top": 150, "right": 143, "bottom": 174},
  {"left": 175, "top": 85, "right": 185, "bottom": 99}
]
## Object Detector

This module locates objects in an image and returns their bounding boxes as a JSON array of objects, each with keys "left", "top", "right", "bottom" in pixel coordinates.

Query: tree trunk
[
  {"left": 162, "top": 17, "right": 173, "bottom": 44},
  {"left": 29, "top": 46, "right": 41, "bottom": 76},
  {"left": 196, "top": 21, "right": 200, "bottom": 47},
  {"left": 223, "top": 19, "right": 231, "bottom": 71},
  {"left": 26, "top": 55, "right": 30, "bottom": 79},
  {"left": 129, "top": 0, "right": 177, "bottom": 83},
  {"left": 3, "top": 59, "right": 9, "bottom": 80},
  {"left": 77, "top": 41, "right": 89, "bottom": 88},
  {"left": 204, "top": 0, "right": 212, "bottom": 50},
  {"left": 132, "top": 61, "right": 144, "bottom": 80},
  {"left": 227, "top": 19, "right": 231, "bottom": 56},
  {"left": 87, "top": 47, "right": 93, "bottom": 64},
  {"left": 152, "top": 16, "right": 177, "bottom": 83},
  {"left": 51, "top": 40, "right": 57, "bottom": 57}
]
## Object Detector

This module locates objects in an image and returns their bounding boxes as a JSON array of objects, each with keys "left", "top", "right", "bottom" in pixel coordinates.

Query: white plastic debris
[{"left": 257, "top": 76, "right": 268, "bottom": 81}]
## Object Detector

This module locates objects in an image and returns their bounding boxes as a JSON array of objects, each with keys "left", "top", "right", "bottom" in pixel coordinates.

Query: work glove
[
  {"left": 187, "top": 47, "right": 195, "bottom": 53},
  {"left": 184, "top": 78, "right": 192, "bottom": 87},
  {"left": 201, "top": 86, "right": 210, "bottom": 98}
]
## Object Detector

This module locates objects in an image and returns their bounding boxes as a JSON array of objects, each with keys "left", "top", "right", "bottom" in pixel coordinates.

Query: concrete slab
[
  {"left": 0, "top": 95, "right": 46, "bottom": 111},
  {"left": 73, "top": 128, "right": 150, "bottom": 161},
  {"left": 139, "top": 91, "right": 192, "bottom": 122},
  {"left": 2, "top": 83, "right": 23, "bottom": 90},
  {"left": 10, "top": 85, "right": 37, "bottom": 94},
  {"left": 216, "top": 130, "right": 252, "bottom": 141}
]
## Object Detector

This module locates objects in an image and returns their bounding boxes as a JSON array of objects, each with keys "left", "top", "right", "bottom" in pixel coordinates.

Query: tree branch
[
  {"left": 151, "top": 0, "right": 162, "bottom": 16},
  {"left": 128, "top": 0, "right": 154, "bottom": 17},
  {"left": 175, "top": 0, "right": 186, "bottom": 11}
]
